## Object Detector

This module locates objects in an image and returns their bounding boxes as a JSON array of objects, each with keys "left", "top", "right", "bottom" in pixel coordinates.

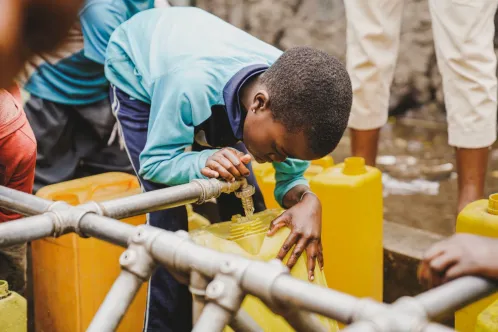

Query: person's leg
[
  {"left": 23, "top": 96, "right": 79, "bottom": 192},
  {"left": 344, "top": 0, "right": 404, "bottom": 166},
  {"left": 110, "top": 85, "right": 192, "bottom": 332},
  {"left": 429, "top": 0, "right": 498, "bottom": 213},
  {"left": 75, "top": 97, "right": 133, "bottom": 177}
]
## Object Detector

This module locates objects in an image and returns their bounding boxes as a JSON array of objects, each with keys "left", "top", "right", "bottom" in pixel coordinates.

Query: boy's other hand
[
  {"left": 267, "top": 192, "right": 323, "bottom": 282},
  {"left": 201, "top": 148, "right": 251, "bottom": 182},
  {"left": 418, "top": 233, "right": 498, "bottom": 289}
]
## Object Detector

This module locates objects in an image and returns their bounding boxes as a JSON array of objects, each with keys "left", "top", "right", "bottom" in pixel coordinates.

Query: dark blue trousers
[{"left": 110, "top": 85, "right": 265, "bottom": 331}]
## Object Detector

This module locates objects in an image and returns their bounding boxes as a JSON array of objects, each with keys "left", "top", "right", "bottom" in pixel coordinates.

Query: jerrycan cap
[
  {"left": 487, "top": 194, "right": 498, "bottom": 215},
  {"left": 343, "top": 157, "right": 367, "bottom": 175},
  {"left": 0, "top": 280, "right": 10, "bottom": 298}
]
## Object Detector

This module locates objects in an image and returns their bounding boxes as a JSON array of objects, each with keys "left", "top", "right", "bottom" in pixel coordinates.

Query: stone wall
[{"left": 196, "top": 0, "right": 498, "bottom": 117}]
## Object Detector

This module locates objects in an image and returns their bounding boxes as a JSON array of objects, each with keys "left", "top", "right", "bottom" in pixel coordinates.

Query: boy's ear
[{"left": 252, "top": 90, "right": 270, "bottom": 113}]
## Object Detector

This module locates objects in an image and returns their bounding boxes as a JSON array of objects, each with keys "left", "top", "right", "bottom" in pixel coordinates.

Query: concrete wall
[{"left": 197, "top": 0, "right": 498, "bottom": 116}]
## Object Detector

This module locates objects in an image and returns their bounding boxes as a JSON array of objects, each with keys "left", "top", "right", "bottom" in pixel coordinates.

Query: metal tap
[{"left": 234, "top": 179, "right": 255, "bottom": 217}]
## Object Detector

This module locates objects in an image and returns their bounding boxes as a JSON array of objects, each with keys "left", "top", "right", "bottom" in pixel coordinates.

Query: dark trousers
[
  {"left": 24, "top": 95, "right": 133, "bottom": 193},
  {"left": 110, "top": 85, "right": 265, "bottom": 331}
]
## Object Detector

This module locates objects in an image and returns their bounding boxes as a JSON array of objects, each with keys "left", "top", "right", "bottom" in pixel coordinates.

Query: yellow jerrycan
[
  {"left": 455, "top": 194, "right": 498, "bottom": 332},
  {"left": 310, "top": 157, "right": 383, "bottom": 301},
  {"left": 252, "top": 156, "right": 335, "bottom": 209},
  {"left": 33, "top": 172, "right": 210, "bottom": 332},
  {"left": 0, "top": 280, "right": 27, "bottom": 332},
  {"left": 476, "top": 298, "right": 498, "bottom": 332},
  {"left": 190, "top": 209, "right": 339, "bottom": 331}
]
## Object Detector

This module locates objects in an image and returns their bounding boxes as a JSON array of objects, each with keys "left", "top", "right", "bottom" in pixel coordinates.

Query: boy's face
[{"left": 243, "top": 108, "right": 318, "bottom": 163}]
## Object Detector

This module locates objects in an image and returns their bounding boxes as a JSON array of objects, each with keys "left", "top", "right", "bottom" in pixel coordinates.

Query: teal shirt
[
  {"left": 18, "top": 0, "right": 154, "bottom": 105},
  {"left": 105, "top": 7, "right": 310, "bottom": 206}
]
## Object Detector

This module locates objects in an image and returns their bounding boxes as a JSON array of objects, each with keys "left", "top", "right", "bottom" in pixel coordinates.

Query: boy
[
  {"left": 0, "top": 83, "right": 37, "bottom": 294},
  {"left": 418, "top": 234, "right": 498, "bottom": 288},
  {"left": 106, "top": 7, "right": 352, "bottom": 331}
]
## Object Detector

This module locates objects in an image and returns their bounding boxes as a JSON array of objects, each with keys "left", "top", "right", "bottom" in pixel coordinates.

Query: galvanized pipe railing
[{"left": 0, "top": 182, "right": 495, "bottom": 332}]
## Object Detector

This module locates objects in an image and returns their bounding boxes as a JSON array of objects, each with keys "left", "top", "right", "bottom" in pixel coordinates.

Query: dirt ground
[{"left": 332, "top": 106, "right": 498, "bottom": 237}]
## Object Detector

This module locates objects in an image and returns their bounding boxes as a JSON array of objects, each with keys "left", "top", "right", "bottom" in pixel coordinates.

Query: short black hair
[{"left": 261, "top": 46, "right": 352, "bottom": 157}]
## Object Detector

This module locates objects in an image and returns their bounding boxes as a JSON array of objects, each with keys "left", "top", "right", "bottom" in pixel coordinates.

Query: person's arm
[
  {"left": 138, "top": 73, "right": 218, "bottom": 185},
  {"left": 272, "top": 159, "right": 310, "bottom": 208},
  {"left": 267, "top": 159, "right": 324, "bottom": 282},
  {"left": 79, "top": 1, "right": 128, "bottom": 65},
  {"left": 418, "top": 233, "right": 498, "bottom": 289}
]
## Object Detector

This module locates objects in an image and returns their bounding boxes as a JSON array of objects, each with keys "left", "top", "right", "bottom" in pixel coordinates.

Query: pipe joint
[
  {"left": 129, "top": 224, "right": 163, "bottom": 250},
  {"left": 351, "top": 298, "right": 388, "bottom": 323},
  {"left": 77, "top": 201, "right": 105, "bottom": 216},
  {"left": 206, "top": 274, "right": 245, "bottom": 313},
  {"left": 117, "top": 225, "right": 162, "bottom": 280},
  {"left": 192, "top": 179, "right": 222, "bottom": 204},
  {"left": 392, "top": 296, "right": 429, "bottom": 320},
  {"left": 241, "top": 259, "right": 289, "bottom": 310},
  {"left": 119, "top": 244, "right": 156, "bottom": 281}
]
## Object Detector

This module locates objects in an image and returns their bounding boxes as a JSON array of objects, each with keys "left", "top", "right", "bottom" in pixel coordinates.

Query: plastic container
[
  {"left": 33, "top": 172, "right": 210, "bottom": 332},
  {"left": 252, "top": 156, "right": 334, "bottom": 209},
  {"left": 310, "top": 157, "right": 383, "bottom": 301},
  {"left": 476, "top": 298, "right": 498, "bottom": 332},
  {"left": 0, "top": 280, "right": 27, "bottom": 332},
  {"left": 455, "top": 195, "right": 498, "bottom": 332},
  {"left": 187, "top": 204, "right": 211, "bottom": 230},
  {"left": 33, "top": 173, "right": 147, "bottom": 332},
  {"left": 190, "top": 209, "right": 339, "bottom": 331}
]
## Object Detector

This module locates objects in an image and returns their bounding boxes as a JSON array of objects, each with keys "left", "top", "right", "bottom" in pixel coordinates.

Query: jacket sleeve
[
  {"left": 272, "top": 158, "right": 310, "bottom": 207},
  {"left": 80, "top": 1, "right": 128, "bottom": 64},
  {"left": 138, "top": 73, "right": 218, "bottom": 185}
]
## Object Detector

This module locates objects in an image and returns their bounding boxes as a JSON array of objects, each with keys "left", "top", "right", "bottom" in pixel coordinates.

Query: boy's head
[{"left": 242, "top": 46, "right": 352, "bottom": 163}]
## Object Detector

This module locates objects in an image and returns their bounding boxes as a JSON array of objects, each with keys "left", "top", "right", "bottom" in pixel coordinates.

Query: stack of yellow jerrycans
[
  {"left": 32, "top": 172, "right": 209, "bottom": 332},
  {"left": 456, "top": 194, "right": 498, "bottom": 332},
  {"left": 0, "top": 280, "right": 26, "bottom": 332},
  {"left": 252, "top": 156, "right": 384, "bottom": 302}
]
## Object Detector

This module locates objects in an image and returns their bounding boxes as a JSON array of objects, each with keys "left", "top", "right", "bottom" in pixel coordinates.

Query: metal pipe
[
  {"left": 229, "top": 309, "right": 263, "bottom": 332},
  {"left": 415, "top": 276, "right": 497, "bottom": 320},
  {"left": 0, "top": 185, "right": 52, "bottom": 216},
  {"left": 87, "top": 270, "right": 143, "bottom": 332},
  {"left": 190, "top": 270, "right": 210, "bottom": 325},
  {"left": 79, "top": 214, "right": 136, "bottom": 247},
  {"left": 0, "top": 214, "right": 55, "bottom": 247},
  {"left": 192, "top": 302, "right": 234, "bottom": 332},
  {"left": 149, "top": 229, "right": 384, "bottom": 325},
  {"left": 422, "top": 323, "right": 456, "bottom": 332},
  {"left": 269, "top": 274, "right": 377, "bottom": 324},
  {"left": 280, "top": 309, "right": 328, "bottom": 332},
  {"left": 339, "top": 321, "right": 378, "bottom": 332},
  {"left": 98, "top": 179, "right": 243, "bottom": 220}
]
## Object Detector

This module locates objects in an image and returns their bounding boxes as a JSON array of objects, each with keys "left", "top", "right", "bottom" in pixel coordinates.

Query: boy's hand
[
  {"left": 418, "top": 233, "right": 498, "bottom": 289},
  {"left": 267, "top": 191, "right": 323, "bottom": 282},
  {"left": 201, "top": 148, "right": 252, "bottom": 182}
]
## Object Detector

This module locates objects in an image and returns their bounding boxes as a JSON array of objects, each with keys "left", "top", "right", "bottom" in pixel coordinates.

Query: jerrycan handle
[
  {"left": 342, "top": 157, "right": 367, "bottom": 175},
  {"left": 90, "top": 177, "right": 137, "bottom": 197}
]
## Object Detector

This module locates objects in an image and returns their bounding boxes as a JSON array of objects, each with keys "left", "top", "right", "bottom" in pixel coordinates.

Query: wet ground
[{"left": 331, "top": 105, "right": 498, "bottom": 237}]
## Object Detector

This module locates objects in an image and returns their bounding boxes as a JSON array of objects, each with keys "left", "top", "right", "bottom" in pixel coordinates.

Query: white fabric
[{"left": 345, "top": 0, "right": 498, "bottom": 148}]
